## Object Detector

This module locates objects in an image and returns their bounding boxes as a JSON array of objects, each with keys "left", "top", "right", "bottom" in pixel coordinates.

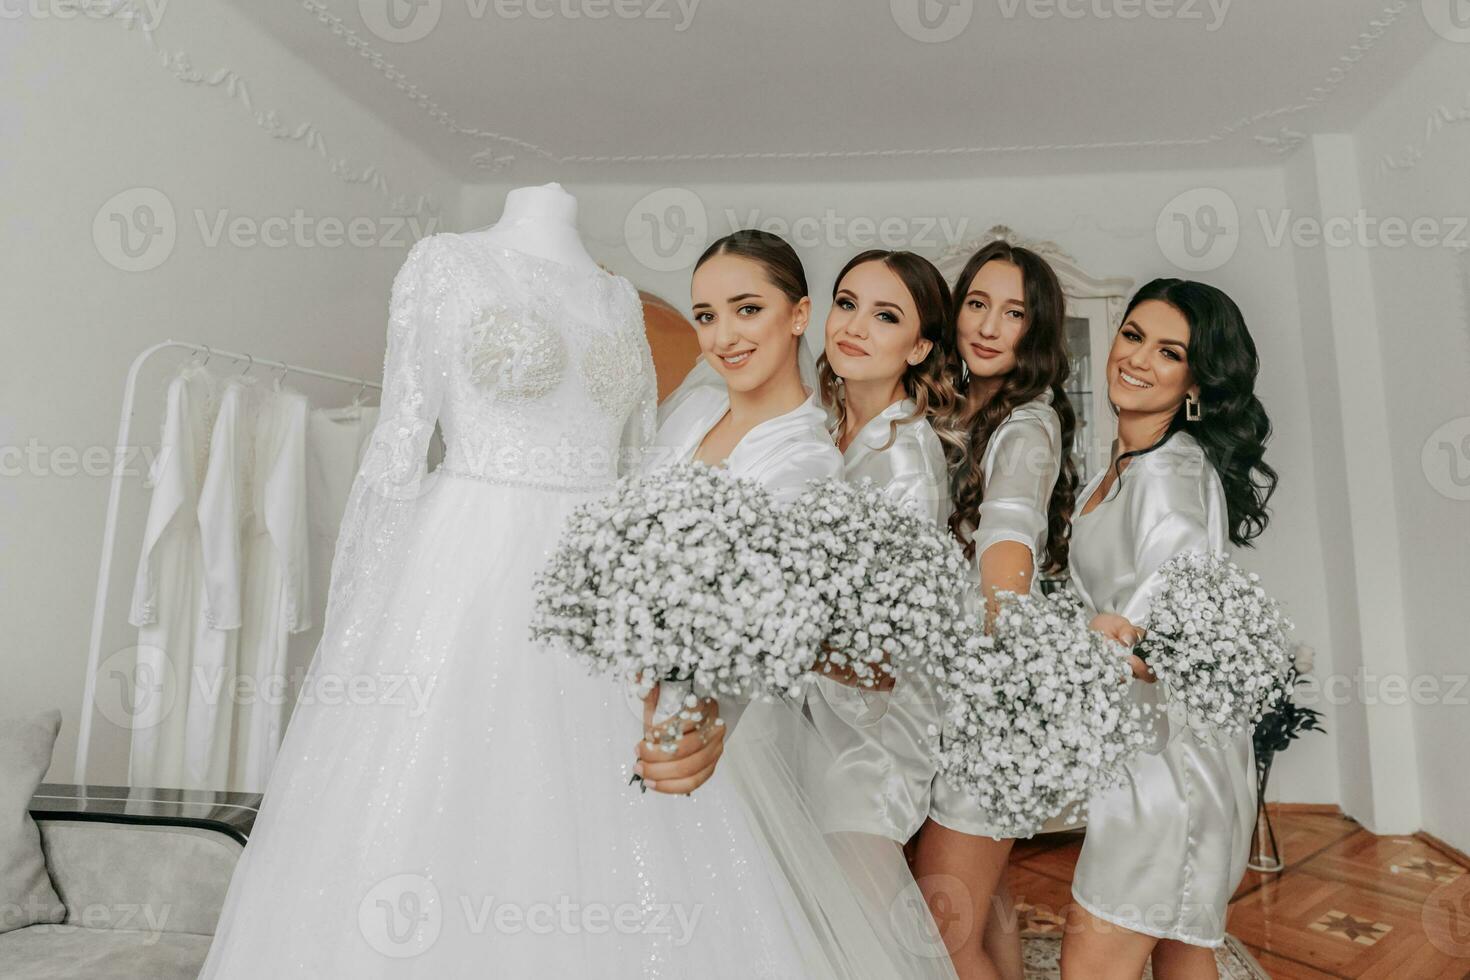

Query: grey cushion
[
  {"left": 0, "top": 711, "right": 65, "bottom": 935},
  {"left": 37, "top": 820, "right": 242, "bottom": 936},
  {"left": 0, "top": 925, "right": 211, "bottom": 980}
]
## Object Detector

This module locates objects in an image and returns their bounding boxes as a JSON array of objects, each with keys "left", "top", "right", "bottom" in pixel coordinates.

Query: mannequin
[{"left": 466, "top": 182, "right": 600, "bottom": 274}]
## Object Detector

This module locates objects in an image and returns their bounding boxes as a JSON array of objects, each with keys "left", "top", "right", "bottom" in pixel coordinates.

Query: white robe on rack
[
  {"left": 128, "top": 362, "right": 217, "bottom": 790},
  {"left": 229, "top": 384, "right": 312, "bottom": 793},
  {"left": 186, "top": 375, "right": 262, "bottom": 791}
]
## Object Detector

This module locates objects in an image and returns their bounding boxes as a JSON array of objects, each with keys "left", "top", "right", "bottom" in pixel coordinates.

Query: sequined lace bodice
[{"left": 409, "top": 233, "right": 655, "bottom": 490}]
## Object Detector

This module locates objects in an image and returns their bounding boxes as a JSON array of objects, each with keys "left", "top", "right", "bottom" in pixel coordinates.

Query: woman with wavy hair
[
  {"left": 803, "top": 248, "right": 956, "bottom": 845},
  {"left": 1060, "top": 279, "right": 1277, "bottom": 980},
  {"left": 915, "top": 239, "right": 1080, "bottom": 980}
]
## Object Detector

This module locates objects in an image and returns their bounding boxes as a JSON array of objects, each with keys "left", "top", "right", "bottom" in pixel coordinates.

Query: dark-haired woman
[
  {"left": 803, "top": 249, "right": 954, "bottom": 845},
  {"left": 1060, "top": 279, "right": 1277, "bottom": 980},
  {"left": 913, "top": 240, "right": 1080, "bottom": 980}
]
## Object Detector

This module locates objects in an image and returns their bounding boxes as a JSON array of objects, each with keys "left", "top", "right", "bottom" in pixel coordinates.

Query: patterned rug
[{"left": 1020, "top": 934, "right": 1269, "bottom": 978}]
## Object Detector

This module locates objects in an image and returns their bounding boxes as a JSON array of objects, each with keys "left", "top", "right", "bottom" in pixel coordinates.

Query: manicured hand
[{"left": 633, "top": 685, "right": 726, "bottom": 795}]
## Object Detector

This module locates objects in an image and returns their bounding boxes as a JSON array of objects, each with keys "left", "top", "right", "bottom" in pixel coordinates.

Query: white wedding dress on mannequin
[{"left": 199, "top": 185, "right": 950, "bottom": 979}]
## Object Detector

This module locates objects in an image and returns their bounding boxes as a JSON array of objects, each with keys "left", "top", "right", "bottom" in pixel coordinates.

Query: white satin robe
[
  {"left": 929, "top": 391, "right": 1064, "bottom": 839},
  {"left": 1067, "top": 430, "right": 1255, "bottom": 947},
  {"left": 187, "top": 374, "right": 263, "bottom": 790},
  {"left": 804, "top": 398, "right": 953, "bottom": 841},
  {"left": 650, "top": 383, "right": 841, "bottom": 503},
  {"left": 129, "top": 362, "right": 217, "bottom": 789},
  {"left": 230, "top": 384, "right": 312, "bottom": 793}
]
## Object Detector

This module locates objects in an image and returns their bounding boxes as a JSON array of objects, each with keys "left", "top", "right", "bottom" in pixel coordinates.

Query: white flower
[
  {"left": 529, "top": 463, "right": 826, "bottom": 708},
  {"left": 787, "top": 478, "right": 970, "bottom": 688},
  {"left": 1138, "top": 552, "right": 1295, "bottom": 741},
  {"left": 932, "top": 591, "right": 1153, "bottom": 839}
]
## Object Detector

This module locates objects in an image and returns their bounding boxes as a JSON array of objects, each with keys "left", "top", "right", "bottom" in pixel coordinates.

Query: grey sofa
[{"left": 0, "top": 784, "right": 259, "bottom": 980}]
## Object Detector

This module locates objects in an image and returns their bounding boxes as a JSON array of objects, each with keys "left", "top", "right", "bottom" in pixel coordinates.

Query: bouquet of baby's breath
[
  {"left": 529, "top": 462, "right": 827, "bottom": 740},
  {"left": 933, "top": 591, "right": 1153, "bottom": 838},
  {"left": 1136, "top": 552, "right": 1294, "bottom": 741},
  {"left": 788, "top": 478, "right": 971, "bottom": 689}
]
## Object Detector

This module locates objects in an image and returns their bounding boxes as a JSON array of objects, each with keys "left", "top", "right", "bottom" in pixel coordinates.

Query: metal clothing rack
[{"left": 74, "top": 340, "right": 382, "bottom": 785}]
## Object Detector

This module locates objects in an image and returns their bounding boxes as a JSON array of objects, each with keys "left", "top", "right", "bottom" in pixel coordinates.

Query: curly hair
[
  {"left": 938, "top": 241, "right": 1079, "bottom": 572},
  {"left": 1108, "top": 278, "right": 1278, "bottom": 546},
  {"left": 816, "top": 250, "right": 961, "bottom": 452}
]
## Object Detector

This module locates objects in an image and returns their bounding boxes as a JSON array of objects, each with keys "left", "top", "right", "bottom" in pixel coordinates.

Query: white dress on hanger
[
  {"left": 185, "top": 374, "right": 262, "bottom": 791},
  {"left": 128, "top": 362, "right": 216, "bottom": 789},
  {"left": 200, "top": 233, "right": 933, "bottom": 979},
  {"left": 229, "top": 384, "right": 312, "bottom": 793}
]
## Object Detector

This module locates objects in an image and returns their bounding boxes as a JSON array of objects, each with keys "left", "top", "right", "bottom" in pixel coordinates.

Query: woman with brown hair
[{"left": 914, "top": 239, "right": 1080, "bottom": 980}]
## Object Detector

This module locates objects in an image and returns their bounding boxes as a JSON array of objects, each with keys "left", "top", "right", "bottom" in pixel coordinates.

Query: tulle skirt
[{"left": 199, "top": 470, "right": 955, "bottom": 979}]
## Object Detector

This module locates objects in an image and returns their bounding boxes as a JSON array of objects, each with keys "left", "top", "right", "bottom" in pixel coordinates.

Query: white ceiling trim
[
  {"left": 98, "top": 0, "right": 443, "bottom": 218},
  {"left": 294, "top": 0, "right": 1412, "bottom": 174}
]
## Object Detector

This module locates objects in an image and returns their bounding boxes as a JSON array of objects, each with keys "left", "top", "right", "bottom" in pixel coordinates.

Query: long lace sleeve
[
  {"left": 311, "top": 236, "right": 455, "bottom": 675},
  {"left": 618, "top": 321, "right": 659, "bottom": 479}
]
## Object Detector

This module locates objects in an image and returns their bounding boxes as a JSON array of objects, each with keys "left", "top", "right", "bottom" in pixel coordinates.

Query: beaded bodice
[{"left": 391, "top": 232, "right": 655, "bottom": 492}]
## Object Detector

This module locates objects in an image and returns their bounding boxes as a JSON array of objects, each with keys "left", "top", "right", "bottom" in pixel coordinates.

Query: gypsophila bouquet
[
  {"left": 529, "top": 462, "right": 827, "bottom": 718},
  {"left": 933, "top": 591, "right": 1153, "bottom": 838},
  {"left": 788, "top": 478, "right": 971, "bottom": 688},
  {"left": 1136, "top": 552, "right": 1294, "bottom": 741}
]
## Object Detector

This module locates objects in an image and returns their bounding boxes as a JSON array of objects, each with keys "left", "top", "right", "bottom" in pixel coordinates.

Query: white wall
[
  {"left": 7, "top": 8, "right": 1459, "bottom": 845},
  {"left": 1351, "top": 39, "right": 1470, "bottom": 853},
  {"left": 467, "top": 166, "right": 1347, "bottom": 809},
  {"left": 0, "top": 3, "right": 462, "bottom": 785}
]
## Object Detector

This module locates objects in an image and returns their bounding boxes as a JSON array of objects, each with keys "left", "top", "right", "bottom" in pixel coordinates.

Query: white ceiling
[{"left": 224, "top": 0, "right": 1441, "bottom": 183}]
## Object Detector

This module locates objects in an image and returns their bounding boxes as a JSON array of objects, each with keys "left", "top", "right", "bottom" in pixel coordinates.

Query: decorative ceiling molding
[
  {"left": 293, "top": 0, "right": 1412, "bottom": 173},
  {"left": 1377, "top": 90, "right": 1470, "bottom": 174},
  {"left": 95, "top": 0, "right": 442, "bottom": 218}
]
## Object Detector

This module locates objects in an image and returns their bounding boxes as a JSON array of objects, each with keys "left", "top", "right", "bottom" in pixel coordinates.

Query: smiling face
[
  {"left": 954, "top": 259, "right": 1027, "bottom": 381},
  {"left": 1106, "top": 299, "right": 1199, "bottom": 414},
  {"left": 823, "top": 259, "right": 932, "bottom": 386},
  {"left": 690, "top": 253, "right": 810, "bottom": 393}
]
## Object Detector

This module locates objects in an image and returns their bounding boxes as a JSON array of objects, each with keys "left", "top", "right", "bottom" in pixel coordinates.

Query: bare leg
[
  {"left": 1151, "top": 938, "right": 1219, "bottom": 980},
  {"left": 982, "top": 876, "right": 1024, "bottom": 980},
  {"left": 911, "top": 818, "right": 1014, "bottom": 980},
  {"left": 1060, "top": 903, "right": 1156, "bottom": 980}
]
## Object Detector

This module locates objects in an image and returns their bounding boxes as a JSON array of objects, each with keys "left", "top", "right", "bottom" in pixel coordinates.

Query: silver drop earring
[{"left": 961, "top": 361, "right": 971, "bottom": 384}]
